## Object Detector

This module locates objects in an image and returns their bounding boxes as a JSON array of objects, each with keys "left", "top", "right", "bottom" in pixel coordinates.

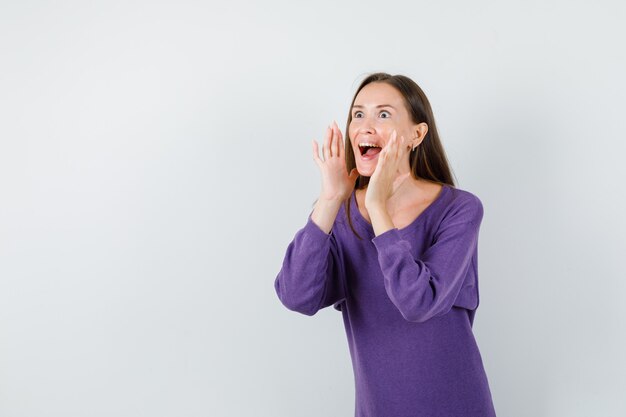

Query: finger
[
  {"left": 398, "top": 135, "right": 405, "bottom": 159},
  {"left": 312, "top": 139, "right": 322, "bottom": 168},
  {"left": 330, "top": 122, "right": 338, "bottom": 158},
  {"left": 377, "top": 149, "right": 388, "bottom": 175},
  {"left": 389, "top": 130, "right": 397, "bottom": 157},
  {"left": 323, "top": 125, "right": 331, "bottom": 160},
  {"left": 332, "top": 120, "right": 340, "bottom": 158},
  {"left": 379, "top": 145, "right": 388, "bottom": 163},
  {"left": 389, "top": 129, "right": 396, "bottom": 149},
  {"left": 328, "top": 124, "right": 335, "bottom": 158},
  {"left": 394, "top": 131, "right": 400, "bottom": 159},
  {"left": 336, "top": 122, "right": 344, "bottom": 159},
  {"left": 381, "top": 132, "right": 393, "bottom": 154},
  {"left": 332, "top": 121, "right": 340, "bottom": 158},
  {"left": 403, "top": 136, "right": 409, "bottom": 157},
  {"left": 349, "top": 167, "right": 359, "bottom": 182}
]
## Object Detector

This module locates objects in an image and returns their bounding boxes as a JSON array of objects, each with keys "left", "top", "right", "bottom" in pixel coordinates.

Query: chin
[{"left": 356, "top": 167, "right": 374, "bottom": 178}]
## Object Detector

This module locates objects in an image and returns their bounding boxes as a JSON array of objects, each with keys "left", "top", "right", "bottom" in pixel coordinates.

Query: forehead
[{"left": 353, "top": 82, "right": 405, "bottom": 107}]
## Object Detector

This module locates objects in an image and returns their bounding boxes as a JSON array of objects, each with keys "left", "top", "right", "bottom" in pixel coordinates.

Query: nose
[{"left": 357, "top": 118, "right": 376, "bottom": 135}]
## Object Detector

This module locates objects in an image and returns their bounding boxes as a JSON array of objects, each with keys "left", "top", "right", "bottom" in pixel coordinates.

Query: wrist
[
  {"left": 368, "top": 206, "right": 395, "bottom": 236},
  {"left": 365, "top": 200, "right": 386, "bottom": 213},
  {"left": 316, "top": 196, "right": 345, "bottom": 208}
]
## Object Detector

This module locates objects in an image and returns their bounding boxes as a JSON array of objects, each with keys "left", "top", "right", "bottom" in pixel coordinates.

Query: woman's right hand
[{"left": 312, "top": 120, "right": 360, "bottom": 202}]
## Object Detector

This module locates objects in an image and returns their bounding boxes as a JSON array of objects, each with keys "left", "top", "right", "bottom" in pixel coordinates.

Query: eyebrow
[{"left": 352, "top": 104, "right": 397, "bottom": 110}]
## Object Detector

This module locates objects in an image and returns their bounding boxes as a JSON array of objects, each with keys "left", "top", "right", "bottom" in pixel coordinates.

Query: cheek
[
  {"left": 385, "top": 123, "right": 408, "bottom": 138},
  {"left": 348, "top": 126, "right": 358, "bottom": 143},
  {"left": 348, "top": 120, "right": 356, "bottom": 132}
]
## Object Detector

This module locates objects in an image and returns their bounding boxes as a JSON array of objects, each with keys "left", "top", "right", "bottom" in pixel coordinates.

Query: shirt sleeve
[
  {"left": 274, "top": 214, "right": 346, "bottom": 316},
  {"left": 371, "top": 196, "right": 483, "bottom": 323}
]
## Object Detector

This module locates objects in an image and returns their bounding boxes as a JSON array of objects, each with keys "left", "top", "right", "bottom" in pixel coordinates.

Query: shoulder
[{"left": 442, "top": 185, "right": 484, "bottom": 225}]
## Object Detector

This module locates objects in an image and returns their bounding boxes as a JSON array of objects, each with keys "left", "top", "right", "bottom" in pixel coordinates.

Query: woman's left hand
[{"left": 364, "top": 130, "right": 412, "bottom": 211}]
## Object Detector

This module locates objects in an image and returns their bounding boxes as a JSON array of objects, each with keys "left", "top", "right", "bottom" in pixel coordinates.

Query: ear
[{"left": 411, "top": 122, "right": 428, "bottom": 149}]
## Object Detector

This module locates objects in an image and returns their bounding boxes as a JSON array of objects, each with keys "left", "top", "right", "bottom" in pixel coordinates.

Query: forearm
[
  {"left": 371, "top": 214, "right": 482, "bottom": 323},
  {"left": 310, "top": 198, "right": 343, "bottom": 234},
  {"left": 368, "top": 204, "right": 396, "bottom": 236},
  {"left": 275, "top": 213, "right": 346, "bottom": 316}
]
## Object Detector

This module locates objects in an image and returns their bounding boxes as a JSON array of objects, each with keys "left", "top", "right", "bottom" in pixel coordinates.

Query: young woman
[{"left": 274, "top": 73, "right": 497, "bottom": 417}]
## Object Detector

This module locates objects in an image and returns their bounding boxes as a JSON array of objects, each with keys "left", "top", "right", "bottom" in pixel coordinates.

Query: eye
[
  {"left": 379, "top": 110, "right": 391, "bottom": 118},
  {"left": 353, "top": 111, "right": 363, "bottom": 118}
]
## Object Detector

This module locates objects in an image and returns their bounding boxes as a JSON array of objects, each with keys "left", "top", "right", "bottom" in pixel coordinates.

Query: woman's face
[{"left": 349, "top": 82, "right": 425, "bottom": 177}]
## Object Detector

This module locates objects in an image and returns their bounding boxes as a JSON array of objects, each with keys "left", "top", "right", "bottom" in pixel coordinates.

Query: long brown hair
[{"left": 344, "top": 73, "right": 457, "bottom": 239}]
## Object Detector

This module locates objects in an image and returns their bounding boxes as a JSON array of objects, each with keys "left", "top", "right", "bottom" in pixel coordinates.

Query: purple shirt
[{"left": 274, "top": 184, "right": 496, "bottom": 417}]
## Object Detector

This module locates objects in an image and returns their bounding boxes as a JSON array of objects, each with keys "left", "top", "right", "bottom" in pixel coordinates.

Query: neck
[{"left": 359, "top": 175, "right": 429, "bottom": 211}]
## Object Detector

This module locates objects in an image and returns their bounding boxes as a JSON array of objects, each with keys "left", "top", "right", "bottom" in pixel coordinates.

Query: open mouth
[{"left": 358, "top": 144, "right": 382, "bottom": 157}]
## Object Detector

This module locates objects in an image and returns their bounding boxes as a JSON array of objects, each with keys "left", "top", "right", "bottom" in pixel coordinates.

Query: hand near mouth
[
  {"left": 365, "top": 130, "right": 412, "bottom": 214},
  {"left": 312, "top": 120, "right": 360, "bottom": 203}
]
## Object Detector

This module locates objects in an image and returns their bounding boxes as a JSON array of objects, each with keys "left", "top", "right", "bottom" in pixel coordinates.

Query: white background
[{"left": 1, "top": 1, "right": 625, "bottom": 416}]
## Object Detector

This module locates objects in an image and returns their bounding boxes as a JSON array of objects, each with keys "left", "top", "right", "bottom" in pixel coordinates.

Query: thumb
[{"left": 348, "top": 168, "right": 359, "bottom": 183}]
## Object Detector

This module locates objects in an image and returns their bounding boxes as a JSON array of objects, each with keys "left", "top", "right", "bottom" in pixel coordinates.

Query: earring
[{"left": 411, "top": 136, "right": 419, "bottom": 151}]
